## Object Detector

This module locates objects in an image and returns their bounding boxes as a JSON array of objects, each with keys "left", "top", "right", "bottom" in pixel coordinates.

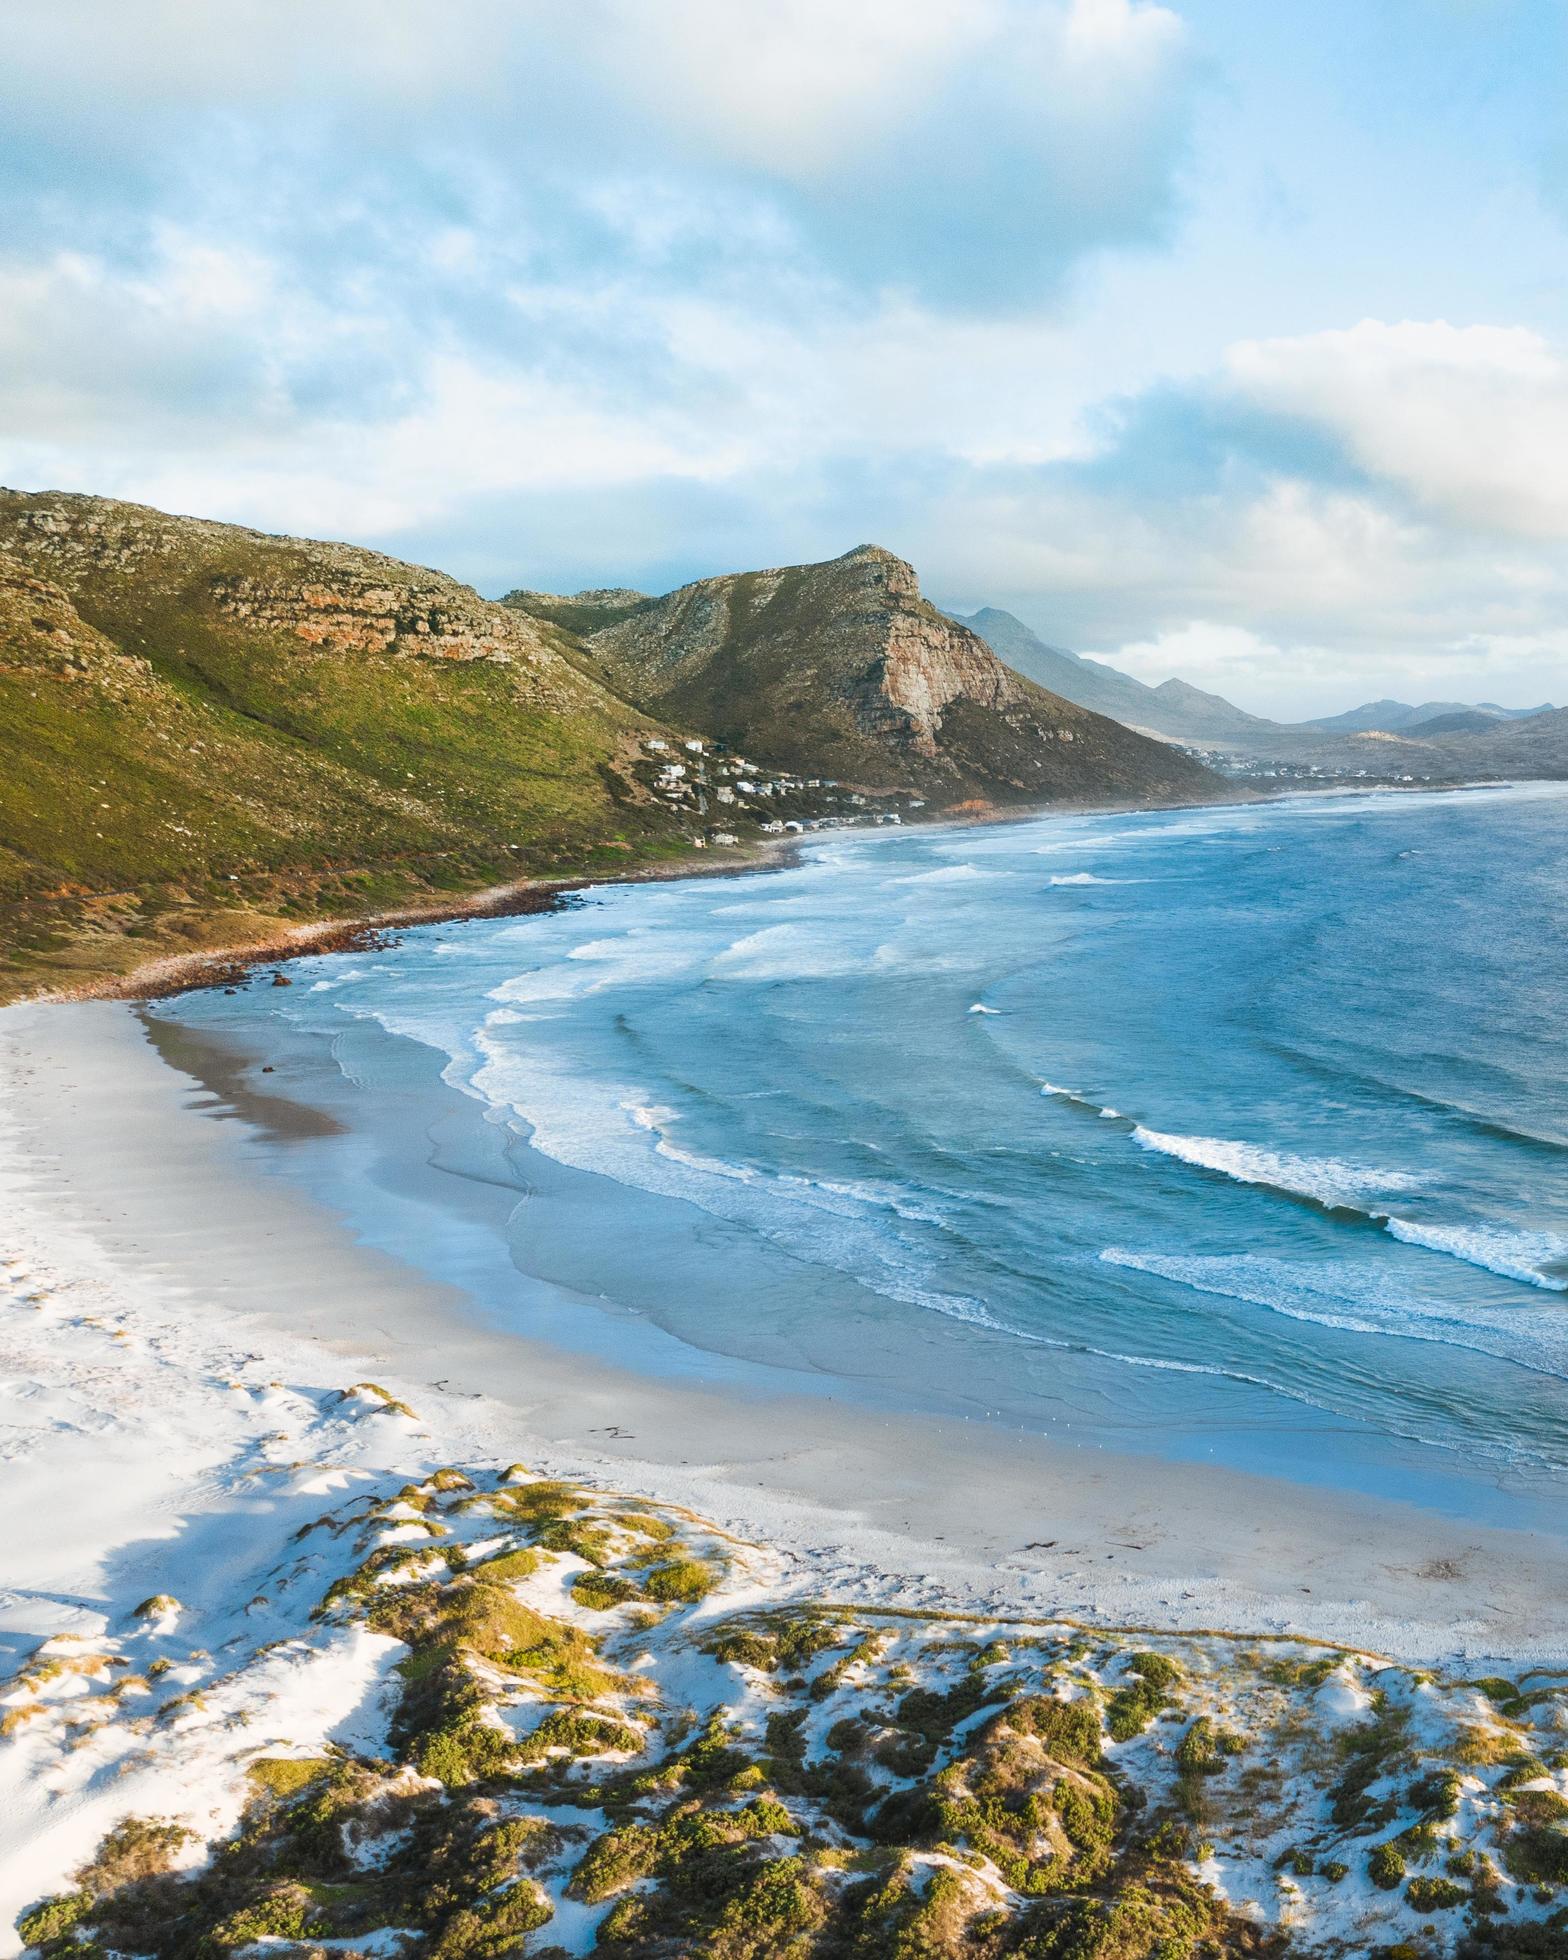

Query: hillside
[
  {"left": 0, "top": 491, "right": 695, "bottom": 998},
  {"left": 952, "top": 607, "right": 1277, "bottom": 745},
  {"left": 522, "top": 548, "right": 1221, "bottom": 808}
]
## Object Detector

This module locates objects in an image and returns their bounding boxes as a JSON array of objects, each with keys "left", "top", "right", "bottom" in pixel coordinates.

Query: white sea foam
[
  {"left": 1048, "top": 872, "right": 1121, "bottom": 886},
  {"left": 1100, "top": 1248, "right": 1568, "bottom": 1375},
  {"left": 895, "top": 862, "right": 995, "bottom": 885},
  {"left": 1130, "top": 1126, "right": 1422, "bottom": 1210},
  {"left": 969, "top": 1003, "right": 1001, "bottom": 1015},
  {"left": 1385, "top": 1218, "right": 1568, "bottom": 1292},
  {"left": 1124, "top": 1129, "right": 1567, "bottom": 1291}
]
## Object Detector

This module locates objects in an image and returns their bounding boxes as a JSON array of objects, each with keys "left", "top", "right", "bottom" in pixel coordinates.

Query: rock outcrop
[{"left": 0, "top": 491, "right": 568, "bottom": 688}]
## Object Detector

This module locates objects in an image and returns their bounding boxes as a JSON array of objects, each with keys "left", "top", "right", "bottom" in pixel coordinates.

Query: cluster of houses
[{"left": 638, "top": 735, "right": 925, "bottom": 848}]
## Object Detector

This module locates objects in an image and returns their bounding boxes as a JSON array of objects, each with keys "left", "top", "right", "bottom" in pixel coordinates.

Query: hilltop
[
  {"left": 510, "top": 548, "right": 1218, "bottom": 809},
  {"left": 0, "top": 490, "right": 703, "bottom": 999}
]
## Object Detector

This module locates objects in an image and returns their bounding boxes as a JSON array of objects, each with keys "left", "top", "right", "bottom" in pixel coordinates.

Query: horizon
[{"left": 4, "top": 2, "right": 1567, "bottom": 717}]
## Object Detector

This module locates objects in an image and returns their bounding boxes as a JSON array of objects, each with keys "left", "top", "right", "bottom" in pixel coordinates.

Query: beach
[
  {"left": 5, "top": 993, "right": 1567, "bottom": 1670},
  {"left": 7, "top": 795, "right": 1568, "bottom": 1946}
]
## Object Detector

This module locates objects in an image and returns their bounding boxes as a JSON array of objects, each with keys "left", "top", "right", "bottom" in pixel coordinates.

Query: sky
[{"left": 2, "top": 0, "right": 1566, "bottom": 717}]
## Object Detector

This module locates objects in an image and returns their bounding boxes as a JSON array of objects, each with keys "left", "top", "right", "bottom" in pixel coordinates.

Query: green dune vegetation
[{"left": 16, "top": 1454, "right": 1568, "bottom": 1960}]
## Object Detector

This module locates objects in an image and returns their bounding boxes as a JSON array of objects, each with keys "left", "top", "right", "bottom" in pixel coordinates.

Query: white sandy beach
[{"left": 4, "top": 997, "right": 1568, "bottom": 1676}]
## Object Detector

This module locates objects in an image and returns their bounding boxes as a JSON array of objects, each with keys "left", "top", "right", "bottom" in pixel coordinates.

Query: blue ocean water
[{"left": 157, "top": 784, "right": 1568, "bottom": 1522}]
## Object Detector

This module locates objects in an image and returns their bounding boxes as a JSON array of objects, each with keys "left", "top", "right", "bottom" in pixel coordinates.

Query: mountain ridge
[
  {"left": 949, "top": 606, "right": 1277, "bottom": 744},
  {"left": 517, "top": 547, "right": 1220, "bottom": 808}
]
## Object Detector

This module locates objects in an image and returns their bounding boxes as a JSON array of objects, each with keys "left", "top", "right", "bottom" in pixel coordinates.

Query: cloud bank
[{"left": 2, "top": 0, "right": 1565, "bottom": 715}]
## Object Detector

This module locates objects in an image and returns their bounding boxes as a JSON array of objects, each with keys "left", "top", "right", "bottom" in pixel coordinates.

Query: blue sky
[{"left": 2, "top": 0, "right": 1565, "bottom": 716}]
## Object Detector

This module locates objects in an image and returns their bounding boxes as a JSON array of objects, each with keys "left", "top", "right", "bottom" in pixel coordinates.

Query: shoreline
[
  {"left": 12, "top": 774, "right": 1530, "bottom": 1013},
  {"left": 9, "top": 777, "right": 1279, "bottom": 1008},
  {"left": 5, "top": 993, "right": 1568, "bottom": 1670}
]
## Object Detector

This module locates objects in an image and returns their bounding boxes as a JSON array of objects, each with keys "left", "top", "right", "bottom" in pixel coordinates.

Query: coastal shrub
[
  {"left": 1330, "top": 1707, "right": 1408, "bottom": 1829},
  {"left": 538, "top": 1517, "right": 617, "bottom": 1566},
  {"left": 426, "top": 1878, "right": 553, "bottom": 1959},
  {"left": 572, "top": 1571, "right": 644, "bottom": 1611},
  {"left": 207, "top": 1882, "right": 324, "bottom": 1948},
  {"left": 1369, "top": 1842, "right": 1407, "bottom": 1890},
  {"left": 421, "top": 1719, "right": 514, "bottom": 1788},
  {"left": 246, "top": 1755, "right": 332, "bottom": 1798},
  {"left": 1056, "top": 1779, "right": 1118, "bottom": 1862},
  {"left": 1265, "top": 1652, "right": 1343, "bottom": 1690},
  {"left": 1409, "top": 1767, "right": 1462, "bottom": 1818},
  {"left": 1321, "top": 1860, "right": 1350, "bottom": 1883},
  {"left": 642, "top": 1556, "right": 717, "bottom": 1604},
  {"left": 490, "top": 1479, "right": 582, "bottom": 1524},
  {"left": 707, "top": 1629, "right": 779, "bottom": 1670},
  {"left": 1125, "top": 1651, "right": 1182, "bottom": 1690},
  {"left": 519, "top": 1709, "right": 644, "bottom": 1761},
  {"left": 1106, "top": 1677, "right": 1169, "bottom": 1742},
  {"left": 78, "top": 1814, "right": 196, "bottom": 1891},
  {"left": 131, "top": 1594, "right": 180, "bottom": 1619},
  {"left": 16, "top": 1892, "right": 92, "bottom": 1949},
  {"left": 1006, "top": 1695, "right": 1103, "bottom": 1768},
  {"left": 470, "top": 1545, "right": 539, "bottom": 1585},
  {"left": 1506, "top": 1827, "right": 1568, "bottom": 1885},
  {"left": 1408, "top": 1875, "right": 1469, "bottom": 1912},
  {"left": 811, "top": 1632, "right": 885, "bottom": 1703},
  {"left": 571, "top": 1824, "right": 665, "bottom": 1901},
  {"left": 1174, "top": 1718, "right": 1240, "bottom": 1776},
  {"left": 1016, "top": 1872, "right": 1225, "bottom": 1959},
  {"left": 709, "top": 1856, "right": 829, "bottom": 1951}
]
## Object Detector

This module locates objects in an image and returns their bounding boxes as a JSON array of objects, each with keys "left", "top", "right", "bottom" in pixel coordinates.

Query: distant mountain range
[
  {"left": 1299, "top": 697, "right": 1554, "bottom": 734},
  {"left": 950, "top": 607, "right": 1275, "bottom": 744},
  {"left": 952, "top": 607, "right": 1557, "bottom": 753}
]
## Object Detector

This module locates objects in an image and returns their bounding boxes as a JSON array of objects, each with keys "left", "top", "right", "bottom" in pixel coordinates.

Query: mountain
[
  {"left": 950, "top": 606, "right": 1277, "bottom": 745},
  {"left": 1401, "top": 709, "right": 1513, "bottom": 737},
  {"left": 0, "top": 490, "right": 693, "bottom": 998},
  {"left": 522, "top": 548, "right": 1222, "bottom": 808},
  {"left": 1302, "top": 698, "right": 1554, "bottom": 734},
  {"left": 1423, "top": 705, "right": 1568, "bottom": 776}
]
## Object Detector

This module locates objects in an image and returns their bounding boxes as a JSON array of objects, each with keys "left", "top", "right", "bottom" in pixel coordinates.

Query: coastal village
[{"left": 630, "top": 737, "right": 927, "bottom": 850}]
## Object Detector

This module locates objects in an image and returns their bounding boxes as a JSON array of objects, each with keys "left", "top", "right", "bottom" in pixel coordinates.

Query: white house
[
  {"left": 711, "top": 830, "right": 739, "bottom": 846},
  {"left": 760, "top": 819, "right": 785, "bottom": 834},
  {"left": 684, "top": 738, "right": 705, "bottom": 753}
]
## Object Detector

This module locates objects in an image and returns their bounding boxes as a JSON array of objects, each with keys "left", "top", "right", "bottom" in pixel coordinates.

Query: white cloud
[{"left": 1226, "top": 320, "right": 1568, "bottom": 539}]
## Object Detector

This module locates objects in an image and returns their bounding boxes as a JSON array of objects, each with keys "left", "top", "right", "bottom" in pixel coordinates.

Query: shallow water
[{"left": 155, "top": 785, "right": 1568, "bottom": 1529}]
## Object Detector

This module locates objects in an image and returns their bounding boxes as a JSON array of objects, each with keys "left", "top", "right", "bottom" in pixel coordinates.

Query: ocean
[{"left": 153, "top": 783, "right": 1568, "bottom": 1532}]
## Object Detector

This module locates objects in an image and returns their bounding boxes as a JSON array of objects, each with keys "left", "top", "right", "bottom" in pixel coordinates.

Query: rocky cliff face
[
  {"left": 0, "top": 491, "right": 568, "bottom": 687},
  {"left": 570, "top": 544, "right": 1219, "bottom": 806},
  {"left": 0, "top": 552, "right": 151, "bottom": 690}
]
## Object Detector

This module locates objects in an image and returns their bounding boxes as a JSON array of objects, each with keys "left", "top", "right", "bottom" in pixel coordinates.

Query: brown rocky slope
[{"left": 512, "top": 545, "right": 1222, "bottom": 808}]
